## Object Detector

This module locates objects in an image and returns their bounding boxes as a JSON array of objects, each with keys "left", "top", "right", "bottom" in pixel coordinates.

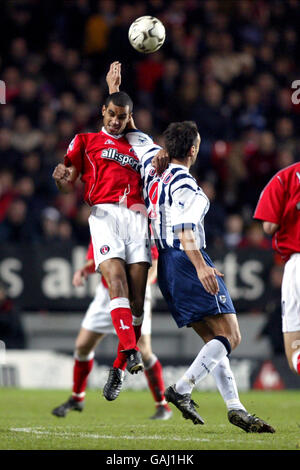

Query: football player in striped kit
[{"left": 107, "top": 61, "right": 275, "bottom": 433}]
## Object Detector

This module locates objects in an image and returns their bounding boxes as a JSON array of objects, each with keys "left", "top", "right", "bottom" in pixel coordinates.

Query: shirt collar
[
  {"left": 101, "top": 126, "right": 124, "bottom": 139},
  {"left": 169, "top": 163, "right": 189, "bottom": 171}
]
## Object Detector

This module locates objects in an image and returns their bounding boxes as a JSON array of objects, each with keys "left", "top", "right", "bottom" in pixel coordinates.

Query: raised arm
[
  {"left": 106, "top": 61, "right": 169, "bottom": 174},
  {"left": 106, "top": 61, "right": 122, "bottom": 94}
]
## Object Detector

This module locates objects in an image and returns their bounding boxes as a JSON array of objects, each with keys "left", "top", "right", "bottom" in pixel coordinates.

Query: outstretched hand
[{"left": 106, "top": 61, "right": 121, "bottom": 94}]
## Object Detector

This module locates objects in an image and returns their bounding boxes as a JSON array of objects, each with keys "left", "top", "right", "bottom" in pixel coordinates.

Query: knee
[{"left": 75, "top": 340, "right": 93, "bottom": 358}]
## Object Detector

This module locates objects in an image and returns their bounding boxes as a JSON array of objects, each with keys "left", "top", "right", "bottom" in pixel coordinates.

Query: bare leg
[
  {"left": 126, "top": 262, "right": 149, "bottom": 317},
  {"left": 75, "top": 327, "right": 105, "bottom": 358}
]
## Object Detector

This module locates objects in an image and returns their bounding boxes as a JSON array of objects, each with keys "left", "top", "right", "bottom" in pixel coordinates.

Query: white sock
[
  {"left": 74, "top": 351, "right": 95, "bottom": 362},
  {"left": 211, "top": 356, "right": 246, "bottom": 411},
  {"left": 132, "top": 314, "right": 144, "bottom": 326},
  {"left": 143, "top": 353, "right": 157, "bottom": 370},
  {"left": 176, "top": 338, "right": 229, "bottom": 395},
  {"left": 291, "top": 349, "right": 300, "bottom": 374}
]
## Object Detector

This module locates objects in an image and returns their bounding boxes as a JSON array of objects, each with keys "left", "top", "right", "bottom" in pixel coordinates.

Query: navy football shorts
[{"left": 158, "top": 247, "right": 236, "bottom": 328}]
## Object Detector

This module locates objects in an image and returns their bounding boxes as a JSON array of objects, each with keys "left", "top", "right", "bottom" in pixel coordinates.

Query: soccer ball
[{"left": 128, "top": 16, "right": 166, "bottom": 54}]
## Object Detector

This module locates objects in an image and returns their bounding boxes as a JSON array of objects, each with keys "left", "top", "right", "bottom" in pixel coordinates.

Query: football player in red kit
[
  {"left": 52, "top": 70, "right": 167, "bottom": 378},
  {"left": 51, "top": 240, "right": 172, "bottom": 420},
  {"left": 254, "top": 162, "right": 300, "bottom": 376}
]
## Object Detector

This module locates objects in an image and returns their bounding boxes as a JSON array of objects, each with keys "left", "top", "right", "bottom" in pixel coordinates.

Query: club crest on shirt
[
  {"left": 100, "top": 245, "right": 110, "bottom": 255},
  {"left": 218, "top": 295, "right": 227, "bottom": 304}
]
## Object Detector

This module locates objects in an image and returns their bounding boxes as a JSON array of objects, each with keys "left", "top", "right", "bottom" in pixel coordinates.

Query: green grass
[{"left": 0, "top": 389, "right": 299, "bottom": 450}]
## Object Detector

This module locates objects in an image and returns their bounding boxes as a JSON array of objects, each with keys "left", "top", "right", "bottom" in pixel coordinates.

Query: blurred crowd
[{"left": 0, "top": 0, "right": 299, "bottom": 250}]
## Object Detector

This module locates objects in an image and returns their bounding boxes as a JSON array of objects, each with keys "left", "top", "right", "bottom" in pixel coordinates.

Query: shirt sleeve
[
  {"left": 126, "top": 130, "right": 161, "bottom": 176},
  {"left": 64, "top": 134, "right": 84, "bottom": 174},
  {"left": 254, "top": 174, "right": 285, "bottom": 224},
  {"left": 171, "top": 186, "right": 209, "bottom": 233}
]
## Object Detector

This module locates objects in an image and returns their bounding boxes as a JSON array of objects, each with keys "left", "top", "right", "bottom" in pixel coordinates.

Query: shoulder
[
  {"left": 269, "top": 163, "right": 300, "bottom": 189},
  {"left": 170, "top": 169, "right": 198, "bottom": 193},
  {"left": 69, "top": 132, "right": 99, "bottom": 145},
  {"left": 126, "top": 129, "right": 154, "bottom": 146}
]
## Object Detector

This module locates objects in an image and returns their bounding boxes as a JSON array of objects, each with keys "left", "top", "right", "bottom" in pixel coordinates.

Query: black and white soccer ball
[{"left": 128, "top": 16, "right": 166, "bottom": 54}]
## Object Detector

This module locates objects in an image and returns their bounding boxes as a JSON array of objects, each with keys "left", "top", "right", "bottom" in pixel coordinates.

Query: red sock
[
  {"left": 144, "top": 355, "right": 171, "bottom": 409},
  {"left": 113, "top": 341, "right": 127, "bottom": 370},
  {"left": 72, "top": 354, "right": 94, "bottom": 402},
  {"left": 110, "top": 297, "right": 137, "bottom": 351},
  {"left": 297, "top": 353, "right": 300, "bottom": 375}
]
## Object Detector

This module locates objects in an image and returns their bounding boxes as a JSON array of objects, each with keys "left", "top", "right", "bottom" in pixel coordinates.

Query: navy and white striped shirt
[{"left": 126, "top": 130, "right": 210, "bottom": 250}]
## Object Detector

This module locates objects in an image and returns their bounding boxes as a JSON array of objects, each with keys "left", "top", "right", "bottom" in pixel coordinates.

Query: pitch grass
[{"left": 0, "top": 388, "right": 299, "bottom": 451}]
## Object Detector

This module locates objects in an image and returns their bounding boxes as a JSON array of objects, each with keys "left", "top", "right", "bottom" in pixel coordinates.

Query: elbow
[{"left": 262, "top": 221, "right": 279, "bottom": 236}]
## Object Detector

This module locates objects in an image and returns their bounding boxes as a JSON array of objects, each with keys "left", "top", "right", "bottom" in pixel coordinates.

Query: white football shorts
[
  {"left": 88, "top": 203, "right": 151, "bottom": 270},
  {"left": 81, "top": 282, "right": 152, "bottom": 336},
  {"left": 281, "top": 253, "right": 300, "bottom": 333}
]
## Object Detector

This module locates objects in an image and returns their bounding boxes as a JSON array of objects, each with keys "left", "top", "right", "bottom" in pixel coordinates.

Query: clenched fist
[{"left": 52, "top": 163, "right": 78, "bottom": 192}]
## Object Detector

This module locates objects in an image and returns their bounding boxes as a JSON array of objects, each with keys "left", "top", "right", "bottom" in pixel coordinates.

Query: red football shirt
[
  {"left": 64, "top": 128, "right": 144, "bottom": 210},
  {"left": 254, "top": 162, "right": 300, "bottom": 260}
]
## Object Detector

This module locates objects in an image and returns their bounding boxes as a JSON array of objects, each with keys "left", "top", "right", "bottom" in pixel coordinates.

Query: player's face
[{"left": 102, "top": 102, "right": 132, "bottom": 135}]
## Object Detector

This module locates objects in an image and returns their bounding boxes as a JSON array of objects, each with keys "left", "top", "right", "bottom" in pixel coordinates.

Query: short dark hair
[
  {"left": 163, "top": 121, "right": 199, "bottom": 160},
  {"left": 105, "top": 91, "right": 133, "bottom": 112}
]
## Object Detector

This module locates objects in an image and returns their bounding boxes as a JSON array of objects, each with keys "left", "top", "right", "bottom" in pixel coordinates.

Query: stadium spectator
[
  {"left": 223, "top": 214, "right": 244, "bottom": 250},
  {"left": 0, "top": 198, "right": 33, "bottom": 244},
  {"left": 11, "top": 115, "right": 43, "bottom": 153},
  {"left": 37, "top": 206, "right": 61, "bottom": 243},
  {"left": 238, "top": 221, "right": 271, "bottom": 250},
  {"left": 0, "top": 128, "right": 22, "bottom": 172},
  {"left": 0, "top": 168, "right": 16, "bottom": 222}
]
